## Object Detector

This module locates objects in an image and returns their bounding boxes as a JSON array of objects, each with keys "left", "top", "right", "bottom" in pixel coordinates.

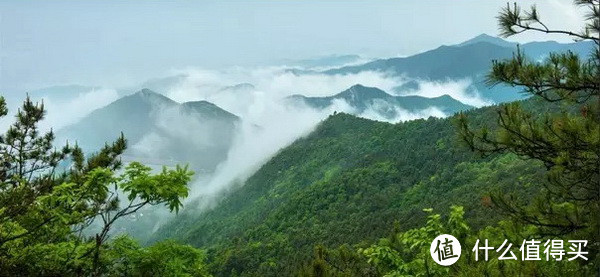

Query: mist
[
  {"left": 0, "top": 87, "right": 120, "bottom": 133},
  {"left": 393, "top": 78, "right": 492, "bottom": 108},
  {"left": 141, "top": 67, "right": 489, "bottom": 211},
  {"left": 0, "top": 65, "right": 491, "bottom": 237}
]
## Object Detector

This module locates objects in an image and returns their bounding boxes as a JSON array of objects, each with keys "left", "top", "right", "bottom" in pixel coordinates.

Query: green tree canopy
[
  {"left": 0, "top": 95, "right": 207, "bottom": 276},
  {"left": 458, "top": 0, "right": 599, "bottom": 260}
]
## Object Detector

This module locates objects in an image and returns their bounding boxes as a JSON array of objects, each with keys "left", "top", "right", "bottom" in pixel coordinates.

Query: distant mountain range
[
  {"left": 30, "top": 34, "right": 594, "bottom": 166},
  {"left": 288, "top": 84, "right": 473, "bottom": 119},
  {"left": 324, "top": 34, "right": 594, "bottom": 103},
  {"left": 56, "top": 84, "right": 471, "bottom": 171},
  {"left": 21, "top": 34, "right": 592, "bottom": 109},
  {"left": 58, "top": 88, "right": 239, "bottom": 172}
]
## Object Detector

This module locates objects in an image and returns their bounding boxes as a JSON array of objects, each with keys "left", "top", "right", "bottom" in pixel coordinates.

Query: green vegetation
[
  {"left": 1, "top": 1, "right": 597, "bottom": 276},
  {"left": 154, "top": 1, "right": 599, "bottom": 276},
  {"left": 0, "top": 96, "right": 210, "bottom": 276},
  {"left": 153, "top": 100, "right": 552, "bottom": 276},
  {"left": 302, "top": 206, "right": 590, "bottom": 276}
]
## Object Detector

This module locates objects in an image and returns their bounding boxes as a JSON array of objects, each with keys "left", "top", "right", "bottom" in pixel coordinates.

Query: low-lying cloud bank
[
  {"left": 145, "top": 67, "right": 490, "bottom": 208},
  {"left": 1, "top": 65, "right": 493, "bottom": 220},
  {"left": 393, "top": 78, "right": 492, "bottom": 108},
  {"left": 43, "top": 88, "right": 120, "bottom": 131},
  {"left": 0, "top": 87, "right": 119, "bottom": 132}
]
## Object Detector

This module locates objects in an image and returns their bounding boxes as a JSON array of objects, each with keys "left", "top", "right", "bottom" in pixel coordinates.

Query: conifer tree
[
  {"left": 0, "top": 95, "right": 198, "bottom": 275},
  {"left": 458, "top": 0, "right": 599, "bottom": 249}
]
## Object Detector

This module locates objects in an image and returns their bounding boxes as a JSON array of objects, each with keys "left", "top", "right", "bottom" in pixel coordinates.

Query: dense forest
[
  {"left": 149, "top": 97, "right": 557, "bottom": 275},
  {"left": 1, "top": 1, "right": 598, "bottom": 276},
  {"left": 153, "top": 1, "right": 600, "bottom": 275}
]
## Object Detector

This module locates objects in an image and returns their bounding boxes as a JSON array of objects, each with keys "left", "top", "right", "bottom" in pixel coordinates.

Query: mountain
[
  {"left": 325, "top": 35, "right": 594, "bottom": 103},
  {"left": 327, "top": 36, "right": 593, "bottom": 79},
  {"left": 218, "top": 83, "right": 255, "bottom": 92},
  {"left": 180, "top": 100, "right": 240, "bottom": 121},
  {"left": 520, "top": 40, "right": 595, "bottom": 60},
  {"left": 152, "top": 98, "right": 549, "bottom": 276},
  {"left": 287, "top": 84, "right": 473, "bottom": 119},
  {"left": 58, "top": 88, "right": 239, "bottom": 172},
  {"left": 456, "top": 33, "right": 517, "bottom": 48},
  {"left": 325, "top": 42, "right": 515, "bottom": 80}
]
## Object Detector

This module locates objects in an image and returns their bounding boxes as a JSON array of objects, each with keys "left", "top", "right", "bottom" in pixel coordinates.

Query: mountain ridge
[
  {"left": 288, "top": 84, "right": 473, "bottom": 118},
  {"left": 151, "top": 97, "right": 549, "bottom": 275},
  {"left": 324, "top": 36, "right": 594, "bottom": 103},
  {"left": 58, "top": 88, "right": 239, "bottom": 172}
]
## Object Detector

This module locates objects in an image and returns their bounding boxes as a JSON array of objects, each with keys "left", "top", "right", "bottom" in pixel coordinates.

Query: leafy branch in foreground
[{"left": 0, "top": 95, "right": 202, "bottom": 276}]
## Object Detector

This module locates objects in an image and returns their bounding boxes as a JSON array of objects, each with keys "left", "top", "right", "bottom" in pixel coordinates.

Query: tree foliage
[
  {"left": 0, "top": 95, "right": 207, "bottom": 276},
  {"left": 458, "top": 0, "right": 599, "bottom": 244},
  {"left": 307, "top": 206, "right": 592, "bottom": 277}
]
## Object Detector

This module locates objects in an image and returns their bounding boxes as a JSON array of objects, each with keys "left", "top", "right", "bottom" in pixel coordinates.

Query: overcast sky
[{"left": 0, "top": 0, "right": 586, "bottom": 93}]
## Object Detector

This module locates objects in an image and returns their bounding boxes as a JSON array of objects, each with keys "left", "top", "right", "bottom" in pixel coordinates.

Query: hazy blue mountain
[
  {"left": 60, "top": 89, "right": 176, "bottom": 147},
  {"left": 326, "top": 42, "right": 514, "bottom": 80},
  {"left": 58, "top": 88, "right": 239, "bottom": 172},
  {"left": 521, "top": 40, "right": 595, "bottom": 60},
  {"left": 288, "top": 84, "right": 473, "bottom": 119},
  {"left": 180, "top": 100, "right": 240, "bottom": 120},
  {"left": 218, "top": 83, "right": 256, "bottom": 92},
  {"left": 393, "top": 80, "right": 421, "bottom": 93},
  {"left": 325, "top": 35, "right": 594, "bottom": 103},
  {"left": 456, "top": 33, "right": 517, "bottom": 48}
]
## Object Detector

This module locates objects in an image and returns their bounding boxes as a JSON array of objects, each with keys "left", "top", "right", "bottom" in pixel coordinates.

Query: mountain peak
[
  {"left": 339, "top": 84, "right": 390, "bottom": 99},
  {"left": 349, "top": 84, "right": 366, "bottom": 89},
  {"left": 219, "top": 83, "right": 256, "bottom": 92},
  {"left": 181, "top": 100, "right": 221, "bottom": 111},
  {"left": 131, "top": 88, "right": 175, "bottom": 102},
  {"left": 456, "top": 33, "right": 516, "bottom": 48},
  {"left": 137, "top": 88, "right": 159, "bottom": 95},
  {"left": 181, "top": 100, "right": 239, "bottom": 120},
  {"left": 434, "top": 94, "right": 454, "bottom": 100},
  {"left": 473, "top": 33, "right": 496, "bottom": 39}
]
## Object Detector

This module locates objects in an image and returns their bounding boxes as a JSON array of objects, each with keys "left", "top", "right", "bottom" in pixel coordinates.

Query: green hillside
[{"left": 152, "top": 99, "right": 548, "bottom": 276}]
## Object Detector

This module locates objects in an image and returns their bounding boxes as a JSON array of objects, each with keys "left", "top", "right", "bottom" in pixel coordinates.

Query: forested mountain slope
[{"left": 153, "top": 98, "right": 549, "bottom": 276}]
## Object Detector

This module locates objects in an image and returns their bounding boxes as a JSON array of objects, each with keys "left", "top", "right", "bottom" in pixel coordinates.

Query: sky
[{"left": 0, "top": 0, "right": 586, "bottom": 93}]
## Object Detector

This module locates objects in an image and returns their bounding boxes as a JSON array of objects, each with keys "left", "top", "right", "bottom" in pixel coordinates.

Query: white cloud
[
  {"left": 0, "top": 88, "right": 120, "bottom": 132},
  {"left": 162, "top": 67, "right": 408, "bottom": 103},
  {"left": 395, "top": 79, "right": 492, "bottom": 107},
  {"left": 157, "top": 67, "right": 483, "bottom": 206},
  {"left": 359, "top": 100, "right": 447, "bottom": 123},
  {"left": 1, "top": 66, "right": 489, "bottom": 214}
]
